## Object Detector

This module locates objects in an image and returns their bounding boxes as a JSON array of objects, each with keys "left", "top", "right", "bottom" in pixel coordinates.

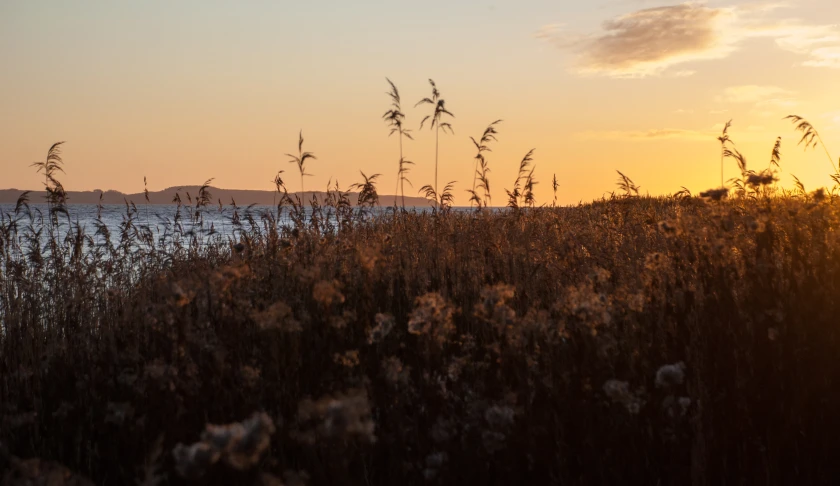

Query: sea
[{"left": 0, "top": 203, "right": 457, "bottom": 244}]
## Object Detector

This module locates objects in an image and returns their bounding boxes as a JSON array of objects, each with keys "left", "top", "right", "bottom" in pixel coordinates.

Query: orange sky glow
[{"left": 1, "top": 0, "right": 838, "bottom": 205}]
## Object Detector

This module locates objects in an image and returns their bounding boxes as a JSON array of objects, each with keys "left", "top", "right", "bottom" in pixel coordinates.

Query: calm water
[
  {"left": 0, "top": 203, "right": 455, "bottom": 243},
  {"left": 0, "top": 203, "right": 280, "bottom": 240}
]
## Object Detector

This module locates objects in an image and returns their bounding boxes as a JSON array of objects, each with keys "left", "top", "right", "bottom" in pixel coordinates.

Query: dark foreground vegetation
[
  {"left": 3, "top": 78, "right": 840, "bottom": 483},
  {"left": 3, "top": 190, "right": 840, "bottom": 485}
]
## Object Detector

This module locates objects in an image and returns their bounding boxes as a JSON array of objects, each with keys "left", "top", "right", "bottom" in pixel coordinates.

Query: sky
[{"left": 1, "top": 0, "right": 839, "bottom": 205}]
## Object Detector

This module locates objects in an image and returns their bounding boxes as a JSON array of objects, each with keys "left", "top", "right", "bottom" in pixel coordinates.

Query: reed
[
  {"left": 286, "top": 131, "right": 317, "bottom": 200},
  {"left": 4, "top": 81, "right": 840, "bottom": 486},
  {"left": 383, "top": 78, "right": 414, "bottom": 208},
  {"left": 717, "top": 120, "right": 732, "bottom": 188},
  {"left": 786, "top": 115, "right": 837, "bottom": 173},
  {"left": 469, "top": 120, "right": 501, "bottom": 209},
  {"left": 505, "top": 149, "right": 535, "bottom": 209},
  {"left": 416, "top": 79, "right": 454, "bottom": 206},
  {"left": 615, "top": 170, "right": 640, "bottom": 197}
]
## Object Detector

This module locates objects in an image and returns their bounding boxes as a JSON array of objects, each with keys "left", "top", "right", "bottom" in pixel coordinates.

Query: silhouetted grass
[
  {"left": 4, "top": 190, "right": 840, "bottom": 485},
  {"left": 3, "top": 111, "right": 840, "bottom": 485}
]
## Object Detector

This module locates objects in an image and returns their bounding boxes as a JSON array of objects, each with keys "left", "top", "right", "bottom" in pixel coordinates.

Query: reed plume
[
  {"left": 351, "top": 171, "right": 382, "bottom": 208},
  {"left": 470, "top": 120, "right": 501, "bottom": 208},
  {"left": 506, "top": 149, "right": 535, "bottom": 209},
  {"left": 383, "top": 78, "right": 414, "bottom": 208},
  {"left": 723, "top": 146, "right": 747, "bottom": 196},
  {"left": 717, "top": 120, "right": 732, "bottom": 188},
  {"left": 272, "top": 170, "right": 288, "bottom": 212},
  {"left": 286, "top": 131, "right": 317, "bottom": 199},
  {"left": 416, "top": 79, "right": 454, "bottom": 206},
  {"left": 615, "top": 170, "right": 640, "bottom": 197},
  {"left": 785, "top": 115, "right": 837, "bottom": 174},
  {"left": 420, "top": 180, "right": 456, "bottom": 210},
  {"left": 769, "top": 137, "right": 782, "bottom": 170},
  {"left": 31, "top": 141, "right": 68, "bottom": 222},
  {"left": 31, "top": 141, "right": 65, "bottom": 195}
]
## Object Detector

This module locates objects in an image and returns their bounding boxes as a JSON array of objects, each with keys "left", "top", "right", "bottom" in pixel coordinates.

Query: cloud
[
  {"left": 534, "top": 23, "right": 590, "bottom": 48},
  {"left": 752, "top": 97, "right": 799, "bottom": 117},
  {"left": 537, "top": 3, "right": 840, "bottom": 77},
  {"left": 755, "top": 98, "right": 798, "bottom": 109},
  {"left": 671, "top": 69, "right": 698, "bottom": 77},
  {"left": 537, "top": 4, "right": 736, "bottom": 77},
  {"left": 578, "top": 127, "right": 716, "bottom": 141},
  {"left": 760, "top": 22, "right": 840, "bottom": 68},
  {"left": 717, "top": 85, "right": 794, "bottom": 104},
  {"left": 578, "top": 122, "right": 776, "bottom": 142},
  {"left": 803, "top": 46, "right": 840, "bottom": 68},
  {"left": 822, "top": 111, "right": 840, "bottom": 126},
  {"left": 713, "top": 85, "right": 798, "bottom": 117}
]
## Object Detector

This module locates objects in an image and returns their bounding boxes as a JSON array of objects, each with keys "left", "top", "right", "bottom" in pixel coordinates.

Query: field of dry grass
[
  {"left": 3, "top": 188, "right": 840, "bottom": 485},
  {"left": 3, "top": 81, "right": 840, "bottom": 483}
]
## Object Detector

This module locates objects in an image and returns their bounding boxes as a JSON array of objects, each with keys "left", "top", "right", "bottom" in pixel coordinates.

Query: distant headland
[{"left": 0, "top": 186, "right": 431, "bottom": 207}]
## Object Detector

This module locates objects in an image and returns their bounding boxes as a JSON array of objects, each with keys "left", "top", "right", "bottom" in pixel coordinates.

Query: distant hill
[{"left": 0, "top": 186, "right": 432, "bottom": 208}]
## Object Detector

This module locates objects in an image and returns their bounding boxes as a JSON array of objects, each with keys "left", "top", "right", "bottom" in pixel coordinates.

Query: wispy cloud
[
  {"left": 714, "top": 85, "right": 798, "bottom": 117},
  {"left": 578, "top": 122, "right": 772, "bottom": 142},
  {"left": 536, "top": 4, "right": 735, "bottom": 77},
  {"left": 753, "top": 97, "right": 799, "bottom": 117},
  {"left": 671, "top": 69, "right": 698, "bottom": 77},
  {"left": 822, "top": 111, "right": 840, "bottom": 126},
  {"left": 770, "top": 23, "right": 840, "bottom": 68},
  {"left": 755, "top": 98, "right": 798, "bottom": 109},
  {"left": 716, "top": 85, "right": 794, "bottom": 104},
  {"left": 577, "top": 127, "right": 716, "bottom": 141},
  {"left": 536, "top": 3, "right": 840, "bottom": 77}
]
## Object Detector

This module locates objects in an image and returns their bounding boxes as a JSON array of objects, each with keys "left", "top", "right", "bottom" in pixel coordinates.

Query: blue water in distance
[{"left": 0, "top": 203, "right": 469, "bottom": 243}]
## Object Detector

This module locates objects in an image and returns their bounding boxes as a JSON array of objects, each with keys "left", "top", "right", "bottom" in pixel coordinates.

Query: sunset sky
[{"left": 2, "top": 0, "right": 839, "bottom": 205}]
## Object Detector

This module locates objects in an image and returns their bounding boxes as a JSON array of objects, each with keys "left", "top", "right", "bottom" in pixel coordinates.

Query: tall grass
[
  {"left": 717, "top": 120, "right": 732, "bottom": 189},
  {"left": 416, "top": 79, "right": 454, "bottom": 206},
  {"left": 286, "top": 131, "right": 316, "bottom": 198},
  {"left": 383, "top": 78, "right": 414, "bottom": 208},
  {"left": 3, "top": 97, "right": 840, "bottom": 485},
  {"left": 468, "top": 120, "right": 501, "bottom": 209}
]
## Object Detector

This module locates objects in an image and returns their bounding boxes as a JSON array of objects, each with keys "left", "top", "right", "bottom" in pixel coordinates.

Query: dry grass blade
[
  {"left": 351, "top": 171, "right": 382, "bottom": 207},
  {"left": 383, "top": 78, "right": 413, "bottom": 207},
  {"left": 717, "top": 120, "right": 732, "bottom": 188},
  {"left": 31, "top": 141, "right": 66, "bottom": 179},
  {"left": 416, "top": 79, "right": 455, "bottom": 203},
  {"left": 615, "top": 170, "right": 640, "bottom": 197},
  {"left": 674, "top": 186, "right": 692, "bottom": 199},
  {"left": 438, "top": 180, "right": 456, "bottom": 210},
  {"left": 471, "top": 120, "right": 502, "bottom": 207},
  {"left": 14, "top": 191, "right": 31, "bottom": 215},
  {"left": 506, "top": 149, "right": 535, "bottom": 209},
  {"left": 523, "top": 166, "right": 538, "bottom": 207},
  {"left": 197, "top": 179, "right": 214, "bottom": 209},
  {"left": 723, "top": 147, "right": 748, "bottom": 176},
  {"left": 792, "top": 174, "right": 807, "bottom": 196},
  {"left": 286, "top": 130, "right": 317, "bottom": 197},
  {"left": 769, "top": 137, "right": 782, "bottom": 170},
  {"left": 785, "top": 115, "right": 837, "bottom": 173}
]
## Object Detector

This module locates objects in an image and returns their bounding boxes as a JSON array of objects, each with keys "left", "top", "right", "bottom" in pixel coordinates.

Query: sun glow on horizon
[{"left": 1, "top": 0, "right": 839, "bottom": 205}]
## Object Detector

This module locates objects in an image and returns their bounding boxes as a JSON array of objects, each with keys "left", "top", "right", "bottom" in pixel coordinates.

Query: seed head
[{"left": 655, "top": 362, "right": 686, "bottom": 388}]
